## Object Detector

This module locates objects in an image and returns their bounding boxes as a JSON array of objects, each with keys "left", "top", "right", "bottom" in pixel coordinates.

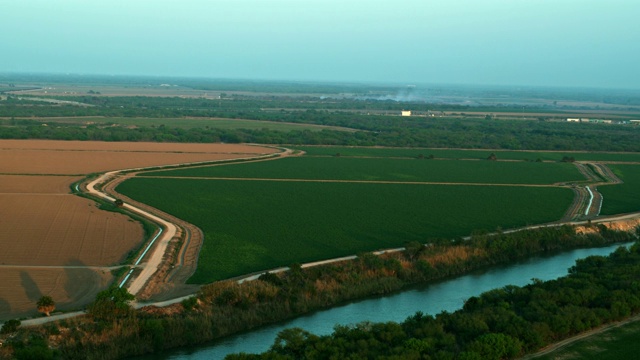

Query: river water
[{"left": 146, "top": 243, "right": 631, "bottom": 359}]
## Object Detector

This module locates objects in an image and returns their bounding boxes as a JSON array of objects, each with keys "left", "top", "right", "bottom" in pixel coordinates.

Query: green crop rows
[
  {"left": 116, "top": 178, "right": 573, "bottom": 283},
  {"left": 296, "top": 146, "right": 640, "bottom": 163},
  {"left": 141, "top": 157, "right": 584, "bottom": 185},
  {"left": 599, "top": 164, "right": 640, "bottom": 215}
]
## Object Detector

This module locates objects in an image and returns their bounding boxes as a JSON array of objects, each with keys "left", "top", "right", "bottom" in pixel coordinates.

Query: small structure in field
[{"left": 401, "top": 110, "right": 412, "bottom": 117}]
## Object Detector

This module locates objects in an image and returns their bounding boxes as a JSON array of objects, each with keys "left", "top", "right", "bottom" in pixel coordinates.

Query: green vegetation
[
  {"left": 599, "top": 164, "right": 640, "bottom": 215},
  {"left": 3, "top": 77, "right": 640, "bottom": 359},
  {"left": 228, "top": 237, "right": 640, "bottom": 359},
  {"left": 3, "top": 87, "right": 640, "bottom": 151},
  {"left": 142, "top": 157, "right": 584, "bottom": 184},
  {"left": 35, "top": 116, "right": 357, "bottom": 132},
  {"left": 0, "top": 319, "right": 20, "bottom": 334},
  {"left": 87, "top": 286, "right": 135, "bottom": 321},
  {"left": 298, "top": 146, "right": 640, "bottom": 163},
  {"left": 117, "top": 177, "right": 573, "bottom": 282},
  {"left": 534, "top": 319, "right": 640, "bottom": 360},
  {"left": 1, "top": 225, "right": 635, "bottom": 360},
  {"left": 36, "top": 296, "right": 56, "bottom": 317}
]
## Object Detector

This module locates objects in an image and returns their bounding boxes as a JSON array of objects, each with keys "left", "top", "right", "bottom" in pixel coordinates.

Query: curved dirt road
[
  {"left": 84, "top": 147, "right": 289, "bottom": 298},
  {"left": 86, "top": 171, "right": 178, "bottom": 296}
]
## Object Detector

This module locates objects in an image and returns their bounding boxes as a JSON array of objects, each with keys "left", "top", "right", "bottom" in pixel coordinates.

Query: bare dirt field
[
  {"left": 0, "top": 139, "right": 276, "bottom": 153},
  {"left": 0, "top": 268, "right": 112, "bottom": 320},
  {"left": 0, "top": 175, "right": 82, "bottom": 193},
  {"left": 0, "top": 140, "right": 278, "bottom": 174},
  {"left": 0, "top": 194, "right": 144, "bottom": 266},
  {"left": 0, "top": 140, "right": 276, "bottom": 321}
]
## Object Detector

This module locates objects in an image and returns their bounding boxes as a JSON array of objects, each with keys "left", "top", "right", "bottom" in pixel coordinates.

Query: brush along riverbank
[{"left": 1, "top": 224, "right": 637, "bottom": 359}]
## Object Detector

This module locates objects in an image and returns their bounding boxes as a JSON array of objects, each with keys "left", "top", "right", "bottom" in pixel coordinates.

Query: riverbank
[
  {"left": 0, "top": 224, "right": 636, "bottom": 359},
  {"left": 225, "top": 238, "right": 640, "bottom": 359}
]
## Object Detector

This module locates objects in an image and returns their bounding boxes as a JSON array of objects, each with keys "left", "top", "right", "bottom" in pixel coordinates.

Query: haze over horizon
[{"left": 2, "top": 0, "right": 639, "bottom": 90}]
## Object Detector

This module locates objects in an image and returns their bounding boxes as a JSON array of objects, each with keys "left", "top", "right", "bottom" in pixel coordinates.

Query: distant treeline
[
  {"left": 2, "top": 73, "right": 640, "bottom": 105},
  {"left": 2, "top": 111, "right": 640, "bottom": 152},
  {"left": 1, "top": 225, "right": 637, "bottom": 359},
  {"left": 1, "top": 94, "right": 557, "bottom": 114}
]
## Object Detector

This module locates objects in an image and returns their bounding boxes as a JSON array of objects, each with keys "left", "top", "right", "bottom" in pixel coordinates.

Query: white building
[{"left": 401, "top": 110, "right": 412, "bottom": 117}]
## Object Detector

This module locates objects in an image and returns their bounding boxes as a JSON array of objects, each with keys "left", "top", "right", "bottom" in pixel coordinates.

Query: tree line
[
  {"left": 1, "top": 224, "right": 636, "bottom": 359},
  {"left": 2, "top": 113, "right": 640, "bottom": 151}
]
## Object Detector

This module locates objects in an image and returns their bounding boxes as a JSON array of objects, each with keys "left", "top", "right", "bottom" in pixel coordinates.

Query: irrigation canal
[{"left": 139, "top": 242, "right": 632, "bottom": 359}]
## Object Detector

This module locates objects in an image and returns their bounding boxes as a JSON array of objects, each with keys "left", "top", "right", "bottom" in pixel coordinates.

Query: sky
[{"left": 1, "top": 0, "right": 639, "bottom": 89}]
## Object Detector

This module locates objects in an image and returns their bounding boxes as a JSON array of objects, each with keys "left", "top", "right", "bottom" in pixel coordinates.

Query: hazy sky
[{"left": 2, "top": 0, "right": 639, "bottom": 88}]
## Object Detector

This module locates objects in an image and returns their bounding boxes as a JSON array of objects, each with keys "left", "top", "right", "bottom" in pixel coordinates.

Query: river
[{"left": 143, "top": 243, "right": 631, "bottom": 359}]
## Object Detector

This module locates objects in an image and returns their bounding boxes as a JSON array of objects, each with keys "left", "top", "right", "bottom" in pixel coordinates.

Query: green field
[
  {"left": 296, "top": 146, "right": 640, "bottom": 163},
  {"left": 116, "top": 178, "right": 573, "bottom": 283},
  {"left": 534, "top": 319, "right": 640, "bottom": 360},
  {"left": 141, "top": 157, "right": 584, "bottom": 185},
  {"left": 28, "top": 116, "right": 357, "bottom": 132},
  {"left": 599, "top": 164, "right": 640, "bottom": 215}
]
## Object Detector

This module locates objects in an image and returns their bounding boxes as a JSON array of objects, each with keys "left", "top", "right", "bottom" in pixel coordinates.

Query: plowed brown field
[
  {"left": 0, "top": 140, "right": 278, "bottom": 174},
  {"left": 0, "top": 175, "right": 82, "bottom": 193},
  {"left": 0, "top": 140, "right": 276, "bottom": 320},
  {"left": 0, "top": 194, "right": 144, "bottom": 266},
  {"left": 0, "top": 267, "right": 112, "bottom": 320}
]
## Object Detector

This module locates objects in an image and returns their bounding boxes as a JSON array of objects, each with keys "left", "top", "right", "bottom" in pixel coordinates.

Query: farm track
[
  {"left": 90, "top": 146, "right": 296, "bottom": 301},
  {"left": 560, "top": 162, "right": 624, "bottom": 221},
  {"left": 523, "top": 313, "right": 640, "bottom": 359},
  {"left": 101, "top": 173, "right": 203, "bottom": 300},
  {"left": 9, "top": 150, "right": 636, "bottom": 344},
  {"left": 0, "top": 141, "right": 281, "bottom": 322}
]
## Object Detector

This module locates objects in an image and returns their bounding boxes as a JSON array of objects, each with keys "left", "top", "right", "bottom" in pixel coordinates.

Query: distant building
[
  {"left": 401, "top": 110, "right": 412, "bottom": 117},
  {"left": 630, "top": 120, "right": 640, "bottom": 124},
  {"left": 567, "top": 118, "right": 580, "bottom": 122}
]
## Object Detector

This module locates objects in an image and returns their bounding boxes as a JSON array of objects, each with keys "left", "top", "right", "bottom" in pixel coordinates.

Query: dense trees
[
  {"left": 86, "top": 286, "right": 134, "bottom": 321},
  {"left": 0, "top": 319, "right": 20, "bottom": 334},
  {"left": 2, "top": 224, "right": 633, "bottom": 359},
  {"left": 228, "top": 241, "right": 640, "bottom": 359},
  {"left": 2, "top": 94, "right": 640, "bottom": 152}
]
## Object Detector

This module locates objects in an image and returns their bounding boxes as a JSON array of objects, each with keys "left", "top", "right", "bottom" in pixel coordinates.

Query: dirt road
[
  {"left": 522, "top": 313, "right": 640, "bottom": 359},
  {"left": 84, "top": 148, "right": 288, "bottom": 298}
]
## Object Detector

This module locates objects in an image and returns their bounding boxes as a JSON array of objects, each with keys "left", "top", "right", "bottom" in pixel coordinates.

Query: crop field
[
  {"left": 535, "top": 318, "right": 640, "bottom": 360},
  {"left": 599, "top": 164, "right": 640, "bottom": 215},
  {"left": 118, "top": 169, "right": 574, "bottom": 283},
  {"left": 297, "top": 146, "right": 640, "bottom": 163},
  {"left": 0, "top": 140, "right": 276, "bottom": 321},
  {"left": 26, "top": 116, "right": 357, "bottom": 132},
  {"left": 141, "top": 157, "right": 584, "bottom": 185}
]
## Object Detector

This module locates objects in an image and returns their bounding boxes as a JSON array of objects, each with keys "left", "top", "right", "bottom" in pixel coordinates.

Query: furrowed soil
[
  {"left": 0, "top": 194, "right": 144, "bottom": 266},
  {"left": 0, "top": 140, "right": 276, "bottom": 321},
  {"left": 0, "top": 175, "right": 82, "bottom": 193},
  {"left": 0, "top": 268, "right": 112, "bottom": 320}
]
